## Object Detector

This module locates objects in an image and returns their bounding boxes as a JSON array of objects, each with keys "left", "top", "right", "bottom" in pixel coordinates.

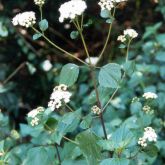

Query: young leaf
[
  {"left": 100, "top": 9, "right": 110, "bottom": 18},
  {"left": 39, "top": 19, "right": 48, "bottom": 32},
  {"left": 76, "top": 129, "right": 101, "bottom": 165},
  {"left": 70, "top": 31, "right": 79, "bottom": 40},
  {"left": 59, "top": 63, "right": 79, "bottom": 86},
  {"left": 26, "top": 62, "right": 36, "bottom": 75},
  {"left": 33, "top": 33, "right": 42, "bottom": 40},
  {"left": 123, "top": 60, "right": 136, "bottom": 76},
  {"left": 99, "top": 63, "right": 122, "bottom": 88}
]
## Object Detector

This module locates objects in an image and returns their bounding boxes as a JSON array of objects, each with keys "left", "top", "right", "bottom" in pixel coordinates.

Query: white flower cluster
[
  {"left": 117, "top": 29, "right": 138, "bottom": 42},
  {"left": 58, "top": 0, "right": 87, "bottom": 23},
  {"left": 12, "top": 11, "right": 36, "bottom": 28},
  {"left": 143, "top": 92, "right": 158, "bottom": 100},
  {"left": 142, "top": 105, "right": 153, "bottom": 114},
  {"left": 27, "top": 107, "right": 44, "bottom": 126},
  {"left": 138, "top": 127, "right": 157, "bottom": 147},
  {"left": 48, "top": 84, "right": 72, "bottom": 110},
  {"left": 34, "top": 0, "right": 45, "bottom": 6},
  {"left": 91, "top": 105, "right": 101, "bottom": 115},
  {"left": 98, "top": 0, "right": 127, "bottom": 11},
  {"left": 85, "top": 57, "right": 99, "bottom": 65}
]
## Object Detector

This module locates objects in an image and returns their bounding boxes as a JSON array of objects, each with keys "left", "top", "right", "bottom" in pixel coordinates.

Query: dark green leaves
[
  {"left": 39, "top": 19, "right": 48, "bottom": 32},
  {"left": 59, "top": 63, "right": 79, "bottom": 86},
  {"left": 76, "top": 130, "right": 101, "bottom": 165},
  {"left": 99, "top": 63, "right": 122, "bottom": 88}
]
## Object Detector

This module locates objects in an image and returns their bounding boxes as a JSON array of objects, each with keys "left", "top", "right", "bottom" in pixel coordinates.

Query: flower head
[
  {"left": 34, "top": 0, "right": 45, "bottom": 6},
  {"left": 143, "top": 92, "right": 158, "bottom": 100},
  {"left": 48, "top": 84, "right": 72, "bottom": 110},
  {"left": 12, "top": 11, "right": 36, "bottom": 28},
  {"left": 85, "top": 57, "right": 99, "bottom": 65},
  {"left": 138, "top": 127, "right": 157, "bottom": 148},
  {"left": 59, "top": 0, "right": 87, "bottom": 23},
  {"left": 91, "top": 105, "right": 101, "bottom": 115},
  {"left": 98, "top": 0, "right": 128, "bottom": 11}
]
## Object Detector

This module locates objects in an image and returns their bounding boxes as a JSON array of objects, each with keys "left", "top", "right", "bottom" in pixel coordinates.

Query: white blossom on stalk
[
  {"left": 138, "top": 127, "right": 157, "bottom": 148},
  {"left": 48, "top": 84, "right": 72, "bottom": 111},
  {"left": 34, "top": 0, "right": 45, "bottom": 6},
  {"left": 12, "top": 11, "right": 36, "bottom": 28},
  {"left": 91, "top": 105, "right": 101, "bottom": 115},
  {"left": 143, "top": 92, "right": 158, "bottom": 100},
  {"left": 117, "top": 28, "right": 138, "bottom": 43},
  {"left": 58, "top": 0, "right": 87, "bottom": 23},
  {"left": 85, "top": 57, "right": 99, "bottom": 65},
  {"left": 124, "top": 29, "right": 138, "bottom": 38},
  {"left": 98, "top": 0, "right": 128, "bottom": 11}
]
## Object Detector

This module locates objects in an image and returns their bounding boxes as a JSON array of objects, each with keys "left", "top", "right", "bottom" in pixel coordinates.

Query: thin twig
[{"left": 55, "top": 144, "right": 61, "bottom": 164}]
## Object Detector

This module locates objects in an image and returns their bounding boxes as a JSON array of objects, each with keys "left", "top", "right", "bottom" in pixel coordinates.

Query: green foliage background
[{"left": 0, "top": 0, "right": 165, "bottom": 164}]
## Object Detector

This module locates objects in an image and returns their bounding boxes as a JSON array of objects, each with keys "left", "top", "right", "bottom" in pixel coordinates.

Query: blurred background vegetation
[{"left": 0, "top": 0, "right": 165, "bottom": 131}]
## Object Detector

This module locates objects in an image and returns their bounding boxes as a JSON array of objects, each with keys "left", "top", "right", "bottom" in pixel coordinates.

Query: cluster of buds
[
  {"left": 91, "top": 105, "right": 101, "bottom": 115},
  {"left": 138, "top": 127, "right": 157, "bottom": 148},
  {"left": 142, "top": 105, "right": 154, "bottom": 114},
  {"left": 48, "top": 84, "right": 72, "bottom": 111},
  {"left": 34, "top": 0, "right": 45, "bottom": 6},
  {"left": 27, "top": 107, "right": 44, "bottom": 126}
]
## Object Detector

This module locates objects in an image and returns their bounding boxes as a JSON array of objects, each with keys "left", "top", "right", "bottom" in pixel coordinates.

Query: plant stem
[
  {"left": 3, "top": 62, "right": 26, "bottom": 85},
  {"left": 39, "top": 6, "right": 43, "bottom": 21},
  {"left": 63, "top": 136, "right": 78, "bottom": 145},
  {"left": 55, "top": 144, "right": 61, "bottom": 164},
  {"left": 97, "top": 8, "right": 116, "bottom": 64},
  {"left": 65, "top": 104, "right": 74, "bottom": 112},
  {"left": 31, "top": 27, "right": 89, "bottom": 66},
  {"left": 74, "top": 20, "right": 108, "bottom": 140}
]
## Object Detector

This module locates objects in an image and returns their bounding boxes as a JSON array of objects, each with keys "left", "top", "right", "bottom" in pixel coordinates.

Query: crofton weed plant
[{"left": 0, "top": 0, "right": 163, "bottom": 164}]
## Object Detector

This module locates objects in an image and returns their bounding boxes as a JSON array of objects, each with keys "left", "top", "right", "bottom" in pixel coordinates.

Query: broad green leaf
[
  {"left": 0, "top": 82, "right": 15, "bottom": 94},
  {"left": 100, "top": 158, "right": 130, "bottom": 165},
  {"left": 160, "top": 66, "right": 165, "bottom": 80},
  {"left": 119, "top": 44, "right": 126, "bottom": 49},
  {"left": 145, "top": 145, "right": 158, "bottom": 157},
  {"left": 100, "top": 9, "right": 110, "bottom": 18},
  {"left": 106, "top": 18, "right": 114, "bottom": 24},
  {"left": 99, "top": 63, "right": 122, "bottom": 88},
  {"left": 33, "top": 33, "right": 42, "bottom": 40},
  {"left": 76, "top": 130, "right": 101, "bottom": 165},
  {"left": 59, "top": 63, "right": 79, "bottom": 86},
  {"left": 155, "top": 51, "right": 165, "bottom": 62},
  {"left": 80, "top": 114, "right": 92, "bottom": 129},
  {"left": 70, "top": 31, "right": 79, "bottom": 39},
  {"left": 98, "top": 140, "right": 114, "bottom": 151},
  {"left": 23, "top": 147, "right": 55, "bottom": 165},
  {"left": 39, "top": 19, "right": 48, "bottom": 31},
  {"left": 156, "top": 33, "right": 165, "bottom": 48}
]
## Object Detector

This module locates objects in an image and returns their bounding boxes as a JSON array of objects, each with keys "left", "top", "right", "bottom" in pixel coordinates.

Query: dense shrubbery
[{"left": 0, "top": 0, "right": 165, "bottom": 164}]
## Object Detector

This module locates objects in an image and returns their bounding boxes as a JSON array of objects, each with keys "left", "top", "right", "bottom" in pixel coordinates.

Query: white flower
[
  {"left": 58, "top": 0, "right": 87, "bottom": 23},
  {"left": 91, "top": 105, "right": 101, "bottom": 115},
  {"left": 143, "top": 127, "right": 157, "bottom": 142},
  {"left": 27, "top": 107, "right": 44, "bottom": 118},
  {"left": 0, "top": 152, "right": 4, "bottom": 157},
  {"left": 31, "top": 117, "right": 39, "bottom": 126},
  {"left": 85, "top": 57, "right": 99, "bottom": 65},
  {"left": 98, "top": 0, "right": 127, "bottom": 11},
  {"left": 48, "top": 84, "right": 72, "bottom": 111},
  {"left": 138, "top": 127, "right": 157, "bottom": 147},
  {"left": 34, "top": 0, "right": 45, "bottom": 6},
  {"left": 12, "top": 11, "right": 36, "bottom": 28},
  {"left": 143, "top": 105, "right": 152, "bottom": 114},
  {"left": 117, "top": 35, "right": 126, "bottom": 42},
  {"left": 143, "top": 92, "right": 158, "bottom": 100},
  {"left": 42, "top": 60, "right": 53, "bottom": 72},
  {"left": 123, "top": 29, "right": 138, "bottom": 38}
]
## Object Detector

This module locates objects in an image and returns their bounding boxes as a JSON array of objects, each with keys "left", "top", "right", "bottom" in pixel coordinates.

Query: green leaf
[
  {"left": 70, "top": 31, "right": 79, "bottom": 39},
  {"left": 26, "top": 62, "right": 36, "bottom": 75},
  {"left": 99, "top": 63, "right": 122, "bottom": 88},
  {"left": 123, "top": 60, "right": 136, "bottom": 76},
  {"left": 39, "top": 19, "right": 48, "bottom": 31},
  {"left": 80, "top": 114, "right": 92, "bottom": 129},
  {"left": 155, "top": 51, "right": 165, "bottom": 62},
  {"left": 100, "top": 158, "right": 130, "bottom": 165},
  {"left": 100, "top": 9, "right": 110, "bottom": 18},
  {"left": 145, "top": 145, "right": 158, "bottom": 157},
  {"left": 0, "top": 22, "right": 8, "bottom": 37},
  {"left": 106, "top": 18, "right": 114, "bottom": 24},
  {"left": 119, "top": 44, "right": 126, "bottom": 49},
  {"left": 59, "top": 63, "right": 79, "bottom": 86},
  {"left": 33, "top": 33, "right": 42, "bottom": 40},
  {"left": 98, "top": 140, "right": 114, "bottom": 151},
  {"left": 76, "top": 130, "right": 101, "bottom": 165},
  {"left": 23, "top": 147, "right": 55, "bottom": 165}
]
